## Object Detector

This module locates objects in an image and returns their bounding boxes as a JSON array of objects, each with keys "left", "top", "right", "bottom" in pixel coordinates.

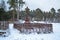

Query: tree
[
  {"left": 50, "top": 8, "right": 56, "bottom": 22},
  {"left": 7, "top": 0, "right": 25, "bottom": 21},
  {"left": 0, "top": 8, "right": 5, "bottom": 21},
  {"left": 50, "top": 8, "right": 56, "bottom": 18},
  {"left": 0, "top": 8, "right": 11, "bottom": 21},
  {"left": 1, "top": 0, "right": 6, "bottom": 11},
  {"left": 7, "top": 0, "right": 17, "bottom": 21},
  {"left": 57, "top": 9, "right": 60, "bottom": 13},
  {"left": 50, "top": 8, "right": 56, "bottom": 14},
  {"left": 17, "top": 0, "right": 25, "bottom": 20},
  {"left": 0, "top": 0, "right": 11, "bottom": 21},
  {"left": 57, "top": 9, "right": 60, "bottom": 22},
  {"left": 35, "top": 8, "right": 43, "bottom": 21},
  {"left": 57, "top": 9, "right": 60, "bottom": 18}
]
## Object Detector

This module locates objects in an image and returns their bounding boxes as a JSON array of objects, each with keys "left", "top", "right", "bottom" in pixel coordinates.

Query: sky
[
  {"left": 23, "top": 0, "right": 60, "bottom": 11},
  {"left": 0, "top": 0, "right": 60, "bottom": 11}
]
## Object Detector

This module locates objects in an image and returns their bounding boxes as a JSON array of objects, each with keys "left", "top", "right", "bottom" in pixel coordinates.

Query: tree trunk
[
  {"left": 17, "top": 8, "right": 19, "bottom": 21},
  {"left": 13, "top": 11, "right": 14, "bottom": 21},
  {"left": 12, "top": 9, "right": 15, "bottom": 22},
  {"left": 17, "top": 5, "right": 20, "bottom": 21}
]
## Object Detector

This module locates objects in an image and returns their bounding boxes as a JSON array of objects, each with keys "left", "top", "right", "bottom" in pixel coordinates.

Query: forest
[{"left": 0, "top": 0, "right": 60, "bottom": 22}]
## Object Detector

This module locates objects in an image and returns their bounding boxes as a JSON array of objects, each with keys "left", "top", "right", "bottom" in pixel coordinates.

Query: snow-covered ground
[{"left": 0, "top": 23, "right": 60, "bottom": 40}]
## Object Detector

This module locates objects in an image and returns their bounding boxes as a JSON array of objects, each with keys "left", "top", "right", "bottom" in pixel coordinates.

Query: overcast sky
[
  {"left": 23, "top": 0, "right": 60, "bottom": 11},
  {"left": 0, "top": 0, "right": 60, "bottom": 11}
]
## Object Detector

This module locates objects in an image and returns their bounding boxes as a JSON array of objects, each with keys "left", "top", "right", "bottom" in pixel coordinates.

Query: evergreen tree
[
  {"left": 35, "top": 8, "right": 43, "bottom": 21},
  {"left": 0, "top": 8, "right": 11, "bottom": 21}
]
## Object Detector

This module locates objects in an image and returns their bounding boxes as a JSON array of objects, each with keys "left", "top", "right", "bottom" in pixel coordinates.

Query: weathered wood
[
  {"left": 0, "top": 21, "right": 9, "bottom": 30},
  {"left": 0, "top": 21, "right": 9, "bottom": 36},
  {"left": 14, "top": 23, "right": 53, "bottom": 34}
]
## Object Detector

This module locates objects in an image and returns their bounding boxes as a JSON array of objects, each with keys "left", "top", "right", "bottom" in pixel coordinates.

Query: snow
[
  {"left": 0, "top": 23, "right": 60, "bottom": 40},
  {"left": 18, "top": 20, "right": 51, "bottom": 24}
]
